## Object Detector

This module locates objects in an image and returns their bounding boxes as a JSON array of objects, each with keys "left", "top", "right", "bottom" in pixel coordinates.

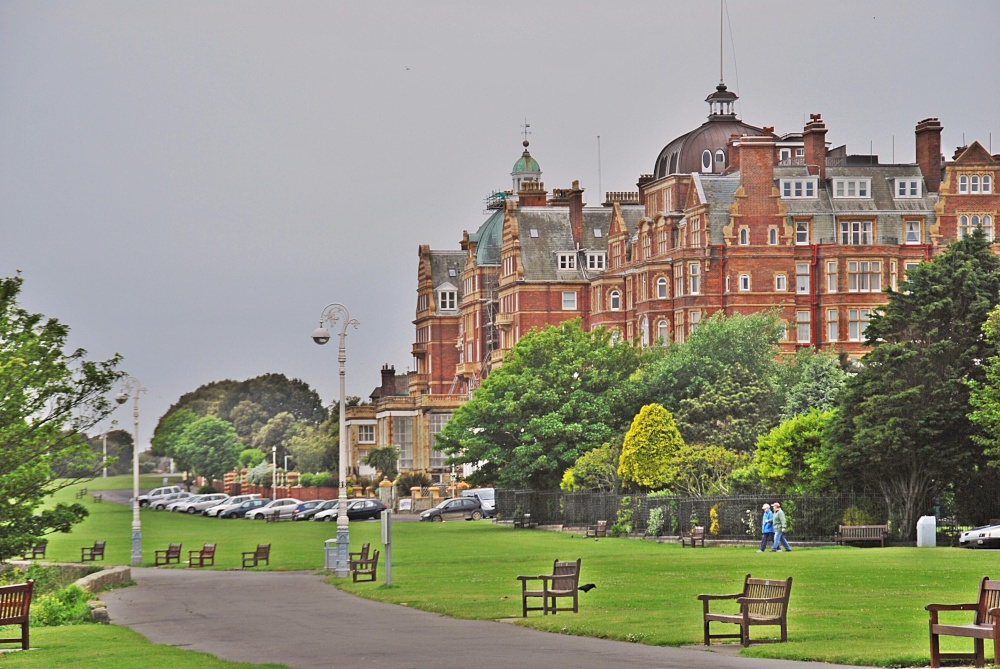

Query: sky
[{"left": 2, "top": 1, "right": 999, "bottom": 447}]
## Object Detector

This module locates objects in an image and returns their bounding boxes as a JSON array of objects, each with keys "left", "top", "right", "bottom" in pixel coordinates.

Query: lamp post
[
  {"left": 116, "top": 376, "right": 146, "bottom": 566},
  {"left": 312, "top": 302, "right": 358, "bottom": 578},
  {"left": 101, "top": 420, "right": 116, "bottom": 478},
  {"left": 272, "top": 445, "right": 277, "bottom": 501}
]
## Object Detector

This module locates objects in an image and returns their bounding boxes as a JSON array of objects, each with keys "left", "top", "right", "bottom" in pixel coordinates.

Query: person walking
[
  {"left": 771, "top": 502, "right": 791, "bottom": 552},
  {"left": 757, "top": 503, "right": 774, "bottom": 552}
]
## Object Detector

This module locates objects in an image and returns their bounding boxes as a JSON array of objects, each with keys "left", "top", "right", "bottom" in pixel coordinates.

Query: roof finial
[{"left": 522, "top": 119, "right": 531, "bottom": 146}]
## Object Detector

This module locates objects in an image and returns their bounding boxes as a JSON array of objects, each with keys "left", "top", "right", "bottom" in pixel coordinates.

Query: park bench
[
  {"left": 23, "top": 540, "right": 47, "bottom": 560},
  {"left": 188, "top": 543, "right": 216, "bottom": 568},
  {"left": 586, "top": 520, "right": 608, "bottom": 538},
  {"left": 155, "top": 543, "right": 182, "bottom": 566},
  {"left": 81, "top": 540, "right": 105, "bottom": 562},
  {"left": 349, "top": 548, "right": 380, "bottom": 583},
  {"left": 512, "top": 512, "right": 537, "bottom": 529},
  {"left": 698, "top": 573, "right": 793, "bottom": 647},
  {"left": 926, "top": 576, "right": 1000, "bottom": 668},
  {"left": 681, "top": 525, "right": 706, "bottom": 548},
  {"left": 350, "top": 543, "right": 370, "bottom": 562},
  {"left": 836, "top": 524, "right": 888, "bottom": 547},
  {"left": 91, "top": 493, "right": 102, "bottom": 503},
  {"left": 74, "top": 487, "right": 87, "bottom": 499},
  {"left": 517, "top": 558, "right": 581, "bottom": 617},
  {"left": 242, "top": 543, "right": 271, "bottom": 569},
  {"left": 0, "top": 579, "right": 34, "bottom": 651},
  {"left": 265, "top": 511, "right": 283, "bottom": 522}
]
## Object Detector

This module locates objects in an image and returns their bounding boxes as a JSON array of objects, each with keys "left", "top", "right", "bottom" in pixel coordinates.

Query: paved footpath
[{"left": 102, "top": 568, "right": 871, "bottom": 669}]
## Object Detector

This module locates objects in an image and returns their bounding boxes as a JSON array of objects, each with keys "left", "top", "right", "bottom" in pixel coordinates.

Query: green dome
[{"left": 512, "top": 141, "right": 540, "bottom": 173}]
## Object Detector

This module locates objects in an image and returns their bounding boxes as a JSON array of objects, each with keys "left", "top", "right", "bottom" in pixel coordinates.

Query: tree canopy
[
  {"left": 174, "top": 416, "right": 242, "bottom": 483},
  {"left": 618, "top": 403, "right": 685, "bottom": 490}
]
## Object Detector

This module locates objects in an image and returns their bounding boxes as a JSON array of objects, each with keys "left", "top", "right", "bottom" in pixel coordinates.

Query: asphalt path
[{"left": 102, "top": 568, "right": 872, "bottom": 669}]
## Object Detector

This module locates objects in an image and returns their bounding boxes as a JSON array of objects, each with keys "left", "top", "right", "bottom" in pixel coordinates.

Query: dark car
[
  {"left": 292, "top": 499, "right": 329, "bottom": 521},
  {"left": 419, "top": 497, "right": 483, "bottom": 522},
  {"left": 315, "top": 499, "right": 386, "bottom": 521},
  {"left": 226, "top": 498, "right": 271, "bottom": 519}
]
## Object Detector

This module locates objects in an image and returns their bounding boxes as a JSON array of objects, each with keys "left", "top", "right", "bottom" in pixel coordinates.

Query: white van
[{"left": 461, "top": 488, "right": 495, "bottom": 518}]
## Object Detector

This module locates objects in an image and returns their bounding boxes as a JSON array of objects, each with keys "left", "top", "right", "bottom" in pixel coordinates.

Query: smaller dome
[{"left": 513, "top": 141, "right": 541, "bottom": 173}]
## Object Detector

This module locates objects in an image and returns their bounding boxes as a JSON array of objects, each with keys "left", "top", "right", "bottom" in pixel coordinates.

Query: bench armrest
[
  {"left": 988, "top": 607, "right": 1000, "bottom": 618},
  {"left": 697, "top": 593, "right": 742, "bottom": 601},
  {"left": 241, "top": 551, "right": 256, "bottom": 558},
  {"left": 925, "top": 603, "right": 977, "bottom": 612}
]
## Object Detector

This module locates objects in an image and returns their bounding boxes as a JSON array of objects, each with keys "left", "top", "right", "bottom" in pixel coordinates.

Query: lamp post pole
[
  {"left": 116, "top": 377, "right": 146, "bottom": 566},
  {"left": 272, "top": 446, "right": 277, "bottom": 501},
  {"left": 312, "top": 302, "right": 358, "bottom": 578}
]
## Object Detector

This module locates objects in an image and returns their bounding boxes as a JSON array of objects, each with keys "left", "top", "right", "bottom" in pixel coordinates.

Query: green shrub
[
  {"left": 298, "top": 472, "right": 315, "bottom": 487},
  {"left": 647, "top": 507, "right": 665, "bottom": 536},
  {"left": 30, "top": 585, "right": 92, "bottom": 627},
  {"left": 197, "top": 484, "right": 217, "bottom": 494},
  {"left": 395, "top": 471, "right": 432, "bottom": 498},
  {"left": 610, "top": 496, "right": 634, "bottom": 537},
  {"left": 842, "top": 505, "right": 876, "bottom": 526}
]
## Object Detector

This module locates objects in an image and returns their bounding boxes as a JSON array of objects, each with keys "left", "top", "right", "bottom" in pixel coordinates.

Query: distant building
[{"left": 346, "top": 83, "right": 999, "bottom": 483}]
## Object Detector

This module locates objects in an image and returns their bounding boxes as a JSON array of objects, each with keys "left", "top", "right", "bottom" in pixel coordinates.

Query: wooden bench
[
  {"left": 265, "top": 511, "right": 283, "bottom": 522},
  {"left": 188, "top": 543, "right": 216, "bottom": 568},
  {"left": 155, "top": 543, "right": 182, "bottom": 566},
  {"left": 74, "top": 487, "right": 87, "bottom": 499},
  {"left": 836, "top": 524, "right": 888, "bottom": 547},
  {"left": 350, "top": 543, "right": 370, "bottom": 563},
  {"left": 23, "top": 540, "right": 47, "bottom": 560},
  {"left": 586, "top": 520, "right": 608, "bottom": 538},
  {"left": 512, "top": 513, "right": 537, "bottom": 529},
  {"left": 81, "top": 540, "right": 106, "bottom": 562},
  {"left": 92, "top": 493, "right": 102, "bottom": 503},
  {"left": 517, "top": 558, "right": 581, "bottom": 616},
  {"left": 242, "top": 544, "right": 271, "bottom": 569},
  {"left": 698, "top": 574, "right": 793, "bottom": 647},
  {"left": 349, "top": 548, "right": 380, "bottom": 583},
  {"left": 681, "top": 525, "right": 706, "bottom": 548},
  {"left": 926, "top": 576, "right": 1000, "bottom": 668},
  {"left": 0, "top": 579, "right": 34, "bottom": 651}
]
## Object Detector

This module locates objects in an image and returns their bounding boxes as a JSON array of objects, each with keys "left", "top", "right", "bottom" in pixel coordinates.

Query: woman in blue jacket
[{"left": 758, "top": 503, "right": 774, "bottom": 552}]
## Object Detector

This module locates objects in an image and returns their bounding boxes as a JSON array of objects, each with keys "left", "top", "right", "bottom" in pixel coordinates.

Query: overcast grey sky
[{"left": 2, "top": 1, "right": 998, "bottom": 447}]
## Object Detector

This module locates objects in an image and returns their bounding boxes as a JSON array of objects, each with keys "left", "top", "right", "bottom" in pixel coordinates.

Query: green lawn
[{"left": 23, "top": 480, "right": 1000, "bottom": 667}]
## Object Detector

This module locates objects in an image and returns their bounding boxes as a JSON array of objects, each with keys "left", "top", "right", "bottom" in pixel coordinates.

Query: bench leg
[
  {"left": 22, "top": 621, "right": 29, "bottom": 651},
  {"left": 974, "top": 637, "right": 985, "bottom": 667},
  {"left": 703, "top": 618, "right": 711, "bottom": 646},
  {"left": 929, "top": 628, "right": 940, "bottom": 668}
]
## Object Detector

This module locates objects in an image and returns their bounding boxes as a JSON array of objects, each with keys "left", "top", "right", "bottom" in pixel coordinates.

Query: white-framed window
[
  {"left": 833, "top": 178, "right": 871, "bottom": 198},
  {"left": 674, "top": 311, "right": 685, "bottom": 343},
  {"left": 739, "top": 273, "right": 751, "bottom": 291},
  {"left": 985, "top": 175, "right": 993, "bottom": 193},
  {"left": 689, "top": 310, "right": 701, "bottom": 334},
  {"left": 960, "top": 175, "right": 969, "bottom": 193},
  {"left": 657, "top": 320, "right": 669, "bottom": 344},
  {"left": 562, "top": 291, "right": 577, "bottom": 310},
  {"left": 358, "top": 424, "right": 375, "bottom": 443},
  {"left": 904, "top": 261, "right": 920, "bottom": 284},
  {"left": 847, "top": 260, "right": 882, "bottom": 292},
  {"left": 438, "top": 290, "right": 458, "bottom": 311},
  {"left": 609, "top": 290, "right": 621, "bottom": 310},
  {"left": 768, "top": 228, "right": 778, "bottom": 245},
  {"left": 840, "top": 220, "right": 873, "bottom": 245},
  {"left": 690, "top": 218, "right": 702, "bottom": 248},
  {"left": 848, "top": 308, "right": 872, "bottom": 342},
  {"left": 796, "top": 310, "right": 811, "bottom": 344},
  {"left": 895, "top": 179, "right": 921, "bottom": 198},
  {"left": 640, "top": 316, "right": 650, "bottom": 347},
  {"left": 715, "top": 149, "right": 726, "bottom": 172},
  {"left": 795, "top": 147, "right": 805, "bottom": 157},
  {"left": 558, "top": 253, "right": 577, "bottom": 270},
  {"left": 701, "top": 149, "right": 712, "bottom": 172},
  {"left": 428, "top": 413, "right": 451, "bottom": 469},
  {"left": 959, "top": 214, "right": 995, "bottom": 240},
  {"left": 890, "top": 260, "right": 898, "bottom": 291},
  {"left": 394, "top": 416, "right": 413, "bottom": 469},
  {"left": 780, "top": 179, "right": 817, "bottom": 198},
  {"left": 739, "top": 228, "right": 749, "bottom": 245},
  {"left": 779, "top": 148, "right": 791, "bottom": 161},
  {"left": 674, "top": 264, "right": 684, "bottom": 297},
  {"left": 688, "top": 263, "right": 701, "bottom": 295},
  {"left": 795, "top": 220, "right": 810, "bottom": 245},
  {"left": 774, "top": 274, "right": 786, "bottom": 291},
  {"left": 796, "top": 263, "right": 810, "bottom": 294},
  {"left": 827, "top": 309, "right": 839, "bottom": 342},
  {"left": 904, "top": 220, "right": 921, "bottom": 244},
  {"left": 972, "top": 176, "right": 980, "bottom": 193},
  {"left": 593, "top": 228, "right": 603, "bottom": 238},
  {"left": 657, "top": 277, "right": 668, "bottom": 299},
  {"left": 826, "top": 260, "right": 837, "bottom": 293},
  {"left": 587, "top": 253, "right": 606, "bottom": 270}
]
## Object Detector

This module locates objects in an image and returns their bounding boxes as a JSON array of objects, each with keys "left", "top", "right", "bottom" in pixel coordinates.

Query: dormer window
[
  {"left": 701, "top": 150, "right": 712, "bottom": 173},
  {"left": 895, "top": 179, "right": 921, "bottom": 198},
  {"left": 530, "top": 229, "right": 539, "bottom": 238},
  {"left": 438, "top": 290, "right": 458, "bottom": 311},
  {"left": 781, "top": 178, "right": 817, "bottom": 198},
  {"left": 448, "top": 268, "right": 457, "bottom": 277},
  {"left": 593, "top": 228, "right": 603, "bottom": 238},
  {"left": 558, "top": 253, "right": 576, "bottom": 270},
  {"left": 714, "top": 150, "right": 726, "bottom": 172},
  {"left": 586, "top": 253, "right": 606, "bottom": 270},
  {"left": 833, "top": 178, "right": 871, "bottom": 198}
]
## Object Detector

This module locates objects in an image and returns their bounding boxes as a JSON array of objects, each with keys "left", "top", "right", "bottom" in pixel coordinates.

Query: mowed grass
[{"left": 32, "top": 481, "right": 1000, "bottom": 666}]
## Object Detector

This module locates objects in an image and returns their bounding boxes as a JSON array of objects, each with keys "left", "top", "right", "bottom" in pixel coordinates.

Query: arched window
[
  {"left": 959, "top": 175, "right": 969, "bottom": 193},
  {"left": 610, "top": 290, "right": 621, "bottom": 311},
  {"left": 739, "top": 273, "right": 751, "bottom": 291},
  {"left": 640, "top": 316, "right": 649, "bottom": 347},
  {"left": 739, "top": 228, "right": 749, "bottom": 245},
  {"left": 701, "top": 149, "right": 712, "bottom": 173},
  {"left": 714, "top": 149, "right": 726, "bottom": 172},
  {"left": 769, "top": 228, "right": 778, "bottom": 245},
  {"left": 657, "top": 320, "right": 669, "bottom": 344},
  {"left": 984, "top": 175, "right": 993, "bottom": 193},
  {"left": 657, "top": 277, "right": 668, "bottom": 299},
  {"left": 972, "top": 175, "right": 981, "bottom": 193}
]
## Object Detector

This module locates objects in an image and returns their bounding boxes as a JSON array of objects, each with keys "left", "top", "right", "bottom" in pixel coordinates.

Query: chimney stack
[
  {"left": 568, "top": 180, "right": 584, "bottom": 246},
  {"left": 803, "top": 113, "right": 828, "bottom": 180},
  {"left": 380, "top": 364, "right": 396, "bottom": 398},
  {"left": 915, "top": 118, "right": 943, "bottom": 193}
]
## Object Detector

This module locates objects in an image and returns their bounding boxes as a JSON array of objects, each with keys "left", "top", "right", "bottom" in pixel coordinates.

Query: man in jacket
[{"left": 771, "top": 502, "right": 792, "bottom": 552}]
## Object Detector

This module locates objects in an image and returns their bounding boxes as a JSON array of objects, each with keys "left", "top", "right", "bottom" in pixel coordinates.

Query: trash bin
[
  {"left": 324, "top": 539, "right": 337, "bottom": 569},
  {"left": 916, "top": 515, "right": 937, "bottom": 547}
]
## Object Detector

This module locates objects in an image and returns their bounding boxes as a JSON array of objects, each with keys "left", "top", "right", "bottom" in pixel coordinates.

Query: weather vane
[{"left": 522, "top": 119, "right": 531, "bottom": 143}]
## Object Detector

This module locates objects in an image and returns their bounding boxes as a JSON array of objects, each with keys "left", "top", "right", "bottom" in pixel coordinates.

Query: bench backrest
[
  {"left": 691, "top": 526, "right": 705, "bottom": 538},
  {"left": 167, "top": 543, "right": 181, "bottom": 557},
  {"left": 0, "top": 580, "right": 34, "bottom": 624},
  {"left": 256, "top": 544, "right": 270, "bottom": 559},
  {"left": 550, "top": 558, "right": 581, "bottom": 592},
  {"left": 838, "top": 525, "right": 887, "bottom": 538},
  {"left": 595, "top": 520, "right": 607, "bottom": 531},
  {"left": 93, "top": 541, "right": 106, "bottom": 554},
  {"left": 357, "top": 543, "right": 370, "bottom": 560},
  {"left": 742, "top": 575, "right": 792, "bottom": 618},
  {"left": 975, "top": 577, "right": 1000, "bottom": 625},
  {"left": 200, "top": 544, "right": 216, "bottom": 557}
]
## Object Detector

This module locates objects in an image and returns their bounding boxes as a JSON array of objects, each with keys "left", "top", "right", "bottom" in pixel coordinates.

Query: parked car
[
  {"left": 171, "top": 493, "right": 230, "bottom": 514},
  {"left": 138, "top": 485, "right": 182, "bottom": 508},
  {"left": 292, "top": 499, "right": 329, "bottom": 521},
  {"left": 247, "top": 498, "right": 302, "bottom": 520},
  {"left": 227, "top": 498, "right": 271, "bottom": 519},
  {"left": 152, "top": 491, "right": 193, "bottom": 510},
  {"left": 461, "top": 488, "right": 495, "bottom": 518},
  {"left": 205, "top": 494, "right": 261, "bottom": 517},
  {"left": 315, "top": 499, "right": 386, "bottom": 522},
  {"left": 166, "top": 494, "right": 208, "bottom": 512},
  {"left": 419, "top": 497, "right": 483, "bottom": 522},
  {"left": 310, "top": 500, "right": 341, "bottom": 521},
  {"left": 959, "top": 523, "right": 1000, "bottom": 548}
]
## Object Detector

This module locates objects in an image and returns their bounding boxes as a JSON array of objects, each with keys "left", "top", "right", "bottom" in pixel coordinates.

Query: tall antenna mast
[
  {"left": 597, "top": 135, "right": 603, "bottom": 204},
  {"left": 719, "top": 0, "right": 724, "bottom": 82}
]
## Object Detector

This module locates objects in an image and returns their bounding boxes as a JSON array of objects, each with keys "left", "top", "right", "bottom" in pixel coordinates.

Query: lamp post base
[
  {"left": 131, "top": 527, "right": 142, "bottom": 566},
  {"left": 334, "top": 526, "right": 350, "bottom": 578}
]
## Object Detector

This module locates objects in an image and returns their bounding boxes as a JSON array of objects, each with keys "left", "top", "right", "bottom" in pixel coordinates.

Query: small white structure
[{"left": 916, "top": 515, "right": 937, "bottom": 547}]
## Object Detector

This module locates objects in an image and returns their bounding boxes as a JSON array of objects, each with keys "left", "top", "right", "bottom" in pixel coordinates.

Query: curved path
[{"left": 102, "top": 568, "right": 868, "bottom": 669}]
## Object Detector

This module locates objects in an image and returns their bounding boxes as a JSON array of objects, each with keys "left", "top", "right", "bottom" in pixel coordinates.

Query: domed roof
[
  {"left": 513, "top": 140, "right": 541, "bottom": 173},
  {"left": 653, "top": 83, "right": 768, "bottom": 179}
]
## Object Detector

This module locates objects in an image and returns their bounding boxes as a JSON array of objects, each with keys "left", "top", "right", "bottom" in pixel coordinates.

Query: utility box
[
  {"left": 916, "top": 515, "right": 937, "bottom": 547},
  {"left": 324, "top": 539, "right": 337, "bottom": 569}
]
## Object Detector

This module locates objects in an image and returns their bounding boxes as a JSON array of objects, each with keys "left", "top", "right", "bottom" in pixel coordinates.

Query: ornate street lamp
[
  {"left": 312, "top": 303, "right": 358, "bottom": 578},
  {"left": 116, "top": 376, "right": 146, "bottom": 566}
]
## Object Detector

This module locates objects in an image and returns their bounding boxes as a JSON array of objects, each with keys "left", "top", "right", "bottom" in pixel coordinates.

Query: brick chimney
[
  {"left": 803, "top": 113, "right": 828, "bottom": 180},
  {"left": 380, "top": 364, "right": 396, "bottom": 398},
  {"left": 915, "top": 118, "right": 943, "bottom": 193},
  {"left": 636, "top": 174, "right": 654, "bottom": 206},
  {"left": 738, "top": 134, "right": 777, "bottom": 201},
  {"left": 518, "top": 181, "right": 547, "bottom": 207},
  {"left": 568, "top": 180, "right": 584, "bottom": 246}
]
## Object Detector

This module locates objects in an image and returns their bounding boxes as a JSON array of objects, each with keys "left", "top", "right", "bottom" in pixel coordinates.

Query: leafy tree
[
  {"left": 238, "top": 448, "right": 266, "bottom": 469},
  {"left": 86, "top": 428, "right": 133, "bottom": 476},
  {"left": 559, "top": 468, "right": 579, "bottom": 491},
  {"left": 670, "top": 443, "right": 747, "bottom": 497},
  {"left": 0, "top": 275, "right": 124, "bottom": 560},
  {"left": 228, "top": 399, "right": 270, "bottom": 446},
  {"left": 568, "top": 440, "right": 621, "bottom": 492},
  {"left": 286, "top": 416, "right": 338, "bottom": 474},
  {"left": 149, "top": 409, "right": 197, "bottom": 458},
  {"left": 618, "top": 403, "right": 685, "bottom": 490},
  {"left": 216, "top": 373, "right": 326, "bottom": 426},
  {"left": 830, "top": 232, "right": 1000, "bottom": 538},
  {"left": 753, "top": 409, "right": 836, "bottom": 494},
  {"left": 437, "top": 320, "right": 642, "bottom": 489},
  {"left": 173, "top": 417, "right": 242, "bottom": 483},
  {"left": 251, "top": 411, "right": 303, "bottom": 462},
  {"left": 969, "top": 305, "right": 1000, "bottom": 469},
  {"left": 363, "top": 445, "right": 399, "bottom": 481},
  {"left": 780, "top": 350, "right": 851, "bottom": 420}
]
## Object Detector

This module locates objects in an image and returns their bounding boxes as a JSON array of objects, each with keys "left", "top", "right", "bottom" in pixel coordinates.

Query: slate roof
[{"left": 429, "top": 250, "right": 465, "bottom": 295}]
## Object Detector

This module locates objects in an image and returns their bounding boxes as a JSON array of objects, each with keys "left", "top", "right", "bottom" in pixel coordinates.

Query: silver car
[
  {"left": 170, "top": 493, "right": 230, "bottom": 514},
  {"left": 206, "top": 494, "right": 261, "bottom": 517}
]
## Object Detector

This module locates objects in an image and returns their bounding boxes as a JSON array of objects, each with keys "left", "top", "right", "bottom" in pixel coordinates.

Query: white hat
[{"left": 761, "top": 504, "right": 770, "bottom": 510}]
